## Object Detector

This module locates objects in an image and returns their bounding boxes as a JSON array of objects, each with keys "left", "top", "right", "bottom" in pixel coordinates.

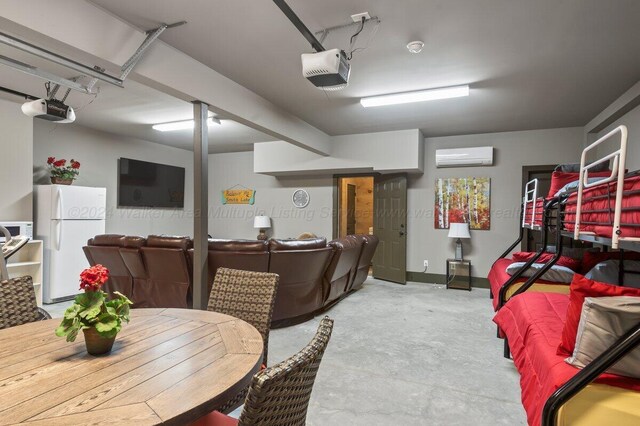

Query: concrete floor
[{"left": 44, "top": 279, "right": 526, "bottom": 425}]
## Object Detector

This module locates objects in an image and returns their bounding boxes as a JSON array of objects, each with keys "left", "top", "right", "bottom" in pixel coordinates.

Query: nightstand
[{"left": 446, "top": 259, "right": 471, "bottom": 291}]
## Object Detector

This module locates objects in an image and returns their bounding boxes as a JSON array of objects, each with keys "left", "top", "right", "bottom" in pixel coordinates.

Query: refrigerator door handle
[
  {"left": 53, "top": 220, "right": 63, "bottom": 251},
  {"left": 56, "top": 187, "right": 64, "bottom": 219}
]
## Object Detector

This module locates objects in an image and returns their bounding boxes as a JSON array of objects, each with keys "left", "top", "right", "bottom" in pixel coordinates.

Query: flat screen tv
[{"left": 118, "top": 158, "right": 185, "bottom": 208}]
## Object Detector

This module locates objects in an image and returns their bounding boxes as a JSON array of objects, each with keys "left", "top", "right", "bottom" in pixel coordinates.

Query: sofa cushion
[
  {"left": 147, "top": 235, "right": 193, "bottom": 250},
  {"left": 89, "top": 234, "right": 125, "bottom": 246},
  {"left": 567, "top": 296, "right": 640, "bottom": 378},
  {"left": 269, "top": 238, "right": 327, "bottom": 251},
  {"left": 123, "top": 236, "right": 147, "bottom": 248},
  {"left": 557, "top": 274, "right": 640, "bottom": 357},
  {"left": 208, "top": 239, "right": 268, "bottom": 252}
]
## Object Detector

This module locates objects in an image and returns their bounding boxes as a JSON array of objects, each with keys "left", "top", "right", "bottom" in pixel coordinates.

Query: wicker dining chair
[
  {"left": 192, "top": 316, "right": 334, "bottom": 426},
  {"left": 207, "top": 268, "right": 280, "bottom": 413},
  {"left": 0, "top": 276, "right": 51, "bottom": 330}
]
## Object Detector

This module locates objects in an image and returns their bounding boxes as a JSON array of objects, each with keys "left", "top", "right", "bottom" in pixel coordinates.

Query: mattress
[
  {"left": 563, "top": 174, "right": 640, "bottom": 239},
  {"left": 494, "top": 292, "right": 640, "bottom": 426},
  {"left": 488, "top": 258, "right": 564, "bottom": 310}
]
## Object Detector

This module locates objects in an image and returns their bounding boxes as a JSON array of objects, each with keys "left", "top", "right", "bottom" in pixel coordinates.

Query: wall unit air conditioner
[{"left": 435, "top": 146, "right": 493, "bottom": 168}]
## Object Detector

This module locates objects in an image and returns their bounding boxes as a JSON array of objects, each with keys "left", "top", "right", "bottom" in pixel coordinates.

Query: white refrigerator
[{"left": 35, "top": 185, "right": 106, "bottom": 303}]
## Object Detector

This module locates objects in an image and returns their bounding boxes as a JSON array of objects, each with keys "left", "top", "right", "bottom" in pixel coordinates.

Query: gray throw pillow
[
  {"left": 566, "top": 296, "right": 640, "bottom": 379},
  {"left": 505, "top": 262, "right": 575, "bottom": 283}
]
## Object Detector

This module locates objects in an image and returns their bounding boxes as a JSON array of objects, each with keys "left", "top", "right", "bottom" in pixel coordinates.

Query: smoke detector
[{"left": 407, "top": 40, "right": 424, "bottom": 54}]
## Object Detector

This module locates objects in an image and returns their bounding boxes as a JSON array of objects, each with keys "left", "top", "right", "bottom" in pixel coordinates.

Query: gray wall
[
  {"left": 0, "top": 98, "right": 34, "bottom": 221},
  {"left": 209, "top": 127, "right": 583, "bottom": 278},
  {"left": 594, "top": 104, "right": 640, "bottom": 170},
  {"left": 210, "top": 151, "right": 334, "bottom": 240},
  {"left": 412, "top": 127, "right": 583, "bottom": 278},
  {"left": 33, "top": 121, "right": 194, "bottom": 236}
]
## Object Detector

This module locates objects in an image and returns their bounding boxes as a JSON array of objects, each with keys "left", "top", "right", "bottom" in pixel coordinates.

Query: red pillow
[
  {"left": 511, "top": 251, "right": 581, "bottom": 271},
  {"left": 580, "top": 250, "right": 640, "bottom": 274},
  {"left": 557, "top": 274, "right": 640, "bottom": 356},
  {"left": 547, "top": 171, "right": 613, "bottom": 198}
]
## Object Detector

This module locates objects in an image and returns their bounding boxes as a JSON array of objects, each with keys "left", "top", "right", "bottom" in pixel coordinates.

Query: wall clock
[{"left": 292, "top": 189, "right": 310, "bottom": 208}]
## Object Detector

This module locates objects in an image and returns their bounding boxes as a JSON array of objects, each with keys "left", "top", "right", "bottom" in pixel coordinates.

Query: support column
[{"left": 192, "top": 101, "right": 209, "bottom": 310}]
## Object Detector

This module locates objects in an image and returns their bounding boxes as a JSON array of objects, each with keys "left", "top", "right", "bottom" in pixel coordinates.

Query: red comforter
[
  {"left": 563, "top": 175, "right": 640, "bottom": 238},
  {"left": 487, "top": 258, "right": 555, "bottom": 310},
  {"left": 524, "top": 198, "right": 545, "bottom": 228},
  {"left": 494, "top": 292, "right": 640, "bottom": 426}
]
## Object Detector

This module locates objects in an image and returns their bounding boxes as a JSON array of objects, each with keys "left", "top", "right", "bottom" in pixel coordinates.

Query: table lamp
[
  {"left": 448, "top": 222, "right": 471, "bottom": 260},
  {"left": 254, "top": 216, "right": 271, "bottom": 240}
]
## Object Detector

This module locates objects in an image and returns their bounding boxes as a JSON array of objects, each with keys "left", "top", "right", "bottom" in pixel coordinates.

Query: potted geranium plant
[
  {"left": 47, "top": 156, "right": 80, "bottom": 185},
  {"left": 55, "top": 265, "right": 133, "bottom": 356}
]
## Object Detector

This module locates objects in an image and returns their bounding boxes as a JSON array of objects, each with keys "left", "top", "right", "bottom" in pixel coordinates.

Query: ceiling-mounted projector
[
  {"left": 21, "top": 99, "right": 76, "bottom": 123},
  {"left": 301, "top": 48, "right": 350, "bottom": 90}
]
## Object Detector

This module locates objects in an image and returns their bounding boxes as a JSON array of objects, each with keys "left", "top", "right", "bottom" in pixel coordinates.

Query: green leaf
[
  {"left": 78, "top": 292, "right": 104, "bottom": 320},
  {"left": 94, "top": 314, "right": 118, "bottom": 333},
  {"left": 63, "top": 304, "right": 82, "bottom": 320}
]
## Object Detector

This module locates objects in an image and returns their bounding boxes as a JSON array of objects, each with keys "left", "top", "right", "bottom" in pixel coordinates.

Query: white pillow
[
  {"left": 505, "top": 262, "right": 575, "bottom": 283},
  {"left": 566, "top": 296, "right": 640, "bottom": 379},
  {"left": 585, "top": 260, "right": 640, "bottom": 288}
]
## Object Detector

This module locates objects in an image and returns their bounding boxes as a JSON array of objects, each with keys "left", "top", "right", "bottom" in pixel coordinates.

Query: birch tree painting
[{"left": 435, "top": 177, "right": 490, "bottom": 230}]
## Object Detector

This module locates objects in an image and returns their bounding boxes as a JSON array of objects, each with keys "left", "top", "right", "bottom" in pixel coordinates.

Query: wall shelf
[{"left": 5, "top": 240, "right": 43, "bottom": 306}]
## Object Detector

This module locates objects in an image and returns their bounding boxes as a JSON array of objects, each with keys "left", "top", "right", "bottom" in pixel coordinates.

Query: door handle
[{"left": 399, "top": 231, "right": 405, "bottom": 236}]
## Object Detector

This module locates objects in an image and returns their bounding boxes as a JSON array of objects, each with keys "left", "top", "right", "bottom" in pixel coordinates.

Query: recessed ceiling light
[
  {"left": 360, "top": 85, "right": 470, "bottom": 107},
  {"left": 406, "top": 41, "right": 424, "bottom": 54},
  {"left": 152, "top": 117, "right": 221, "bottom": 132}
]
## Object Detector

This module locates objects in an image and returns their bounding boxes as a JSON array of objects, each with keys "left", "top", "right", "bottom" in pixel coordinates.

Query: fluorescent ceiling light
[
  {"left": 152, "top": 117, "right": 221, "bottom": 132},
  {"left": 360, "top": 85, "right": 469, "bottom": 108}
]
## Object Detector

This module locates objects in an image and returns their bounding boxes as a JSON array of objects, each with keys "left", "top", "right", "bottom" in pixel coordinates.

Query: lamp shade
[
  {"left": 253, "top": 216, "right": 271, "bottom": 229},
  {"left": 448, "top": 223, "right": 470, "bottom": 239}
]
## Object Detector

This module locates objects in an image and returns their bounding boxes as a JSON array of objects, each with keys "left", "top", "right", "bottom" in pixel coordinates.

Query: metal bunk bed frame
[{"left": 503, "top": 124, "right": 640, "bottom": 425}]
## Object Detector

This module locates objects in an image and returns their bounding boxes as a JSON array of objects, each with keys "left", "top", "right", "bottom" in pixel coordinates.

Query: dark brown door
[
  {"left": 521, "top": 166, "right": 555, "bottom": 251},
  {"left": 373, "top": 174, "right": 407, "bottom": 284},
  {"left": 346, "top": 184, "right": 356, "bottom": 235}
]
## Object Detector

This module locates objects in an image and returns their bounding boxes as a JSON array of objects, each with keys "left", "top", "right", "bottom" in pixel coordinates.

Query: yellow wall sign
[{"left": 221, "top": 189, "right": 255, "bottom": 205}]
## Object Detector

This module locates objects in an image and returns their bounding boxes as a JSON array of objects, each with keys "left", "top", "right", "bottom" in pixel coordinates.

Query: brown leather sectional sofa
[{"left": 83, "top": 234, "right": 378, "bottom": 327}]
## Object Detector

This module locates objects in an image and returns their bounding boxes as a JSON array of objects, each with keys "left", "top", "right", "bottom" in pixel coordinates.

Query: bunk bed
[
  {"left": 488, "top": 182, "right": 572, "bottom": 311},
  {"left": 494, "top": 125, "right": 640, "bottom": 425}
]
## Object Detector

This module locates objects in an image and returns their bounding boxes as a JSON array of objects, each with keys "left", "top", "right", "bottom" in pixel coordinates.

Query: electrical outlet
[
  {"left": 351, "top": 12, "right": 371, "bottom": 22},
  {"left": 423, "top": 260, "right": 429, "bottom": 269}
]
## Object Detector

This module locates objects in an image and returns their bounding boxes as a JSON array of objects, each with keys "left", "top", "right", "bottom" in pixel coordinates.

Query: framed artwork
[{"left": 435, "top": 177, "right": 490, "bottom": 230}]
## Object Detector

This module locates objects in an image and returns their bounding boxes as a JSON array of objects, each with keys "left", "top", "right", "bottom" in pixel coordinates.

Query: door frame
[{"left": 332, "top": 174, "right": 377, "bottom": 240}]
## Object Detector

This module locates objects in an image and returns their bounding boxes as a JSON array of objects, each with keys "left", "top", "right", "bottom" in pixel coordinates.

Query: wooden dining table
[{"left": 0, "top": 308, "right": 263, "bottom": 425}]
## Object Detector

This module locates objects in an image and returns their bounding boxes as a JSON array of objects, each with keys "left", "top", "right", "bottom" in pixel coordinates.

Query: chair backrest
[
  {"left": 323, "top": 237, "right": 364, "bottom": 305},
  {"left": 140, "top": 235, "right": 193, "bottom": 308},
  {"left": 268, "top": 238, "right": 333, "bottom": 324},
  {"left": 0, "top": 276, "right": 40, "bottom": 329},
  {"left": 347, "top": 234, "right": 379, "bottom": 291},
  {"left": 198, "top": 240, "right": 270, "bottom": 294},
  {"left": 83, "top": 234, "right": 132, "bottom": 297},
  {"left": 207, "top": 268, "right": 279, "bottom": 365},
  {"left": 238, "top": 317, "right": 334, "bottom": 426}
]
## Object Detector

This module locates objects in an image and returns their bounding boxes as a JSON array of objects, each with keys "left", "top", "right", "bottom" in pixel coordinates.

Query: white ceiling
[
  {"left": 86, "top": 0, "right": 640, "bottom": 137},
  {"left": 0, "top": 45, "right": 275, "bottom": 153}
]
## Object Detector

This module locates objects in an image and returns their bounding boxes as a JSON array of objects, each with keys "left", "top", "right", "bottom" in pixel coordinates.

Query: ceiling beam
[{"left": 0, "top": 0, "right": 331, "bottom": 156}]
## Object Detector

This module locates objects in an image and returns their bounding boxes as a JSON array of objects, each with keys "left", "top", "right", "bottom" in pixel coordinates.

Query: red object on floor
[
  {"left": 190, "top": 411, "right": 238, "bottom": 426},
  {"left": 494, "top": 292, "right": 640, "bottom": 426}
]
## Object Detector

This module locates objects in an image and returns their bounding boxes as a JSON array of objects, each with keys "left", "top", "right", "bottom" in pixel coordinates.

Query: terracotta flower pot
[
  {"left": 51, "top": 177, "right": 73, "bottom": 185},
  {"left": 83, "top": 327, "right": 116, "bottom": 356}
]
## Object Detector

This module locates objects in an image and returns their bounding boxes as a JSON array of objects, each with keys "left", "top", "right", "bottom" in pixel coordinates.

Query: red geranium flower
[
  {"left": 47, "top": 156, "right": 55, "bottom": 165},
  {"left": 71, "top": 160, "right": 81, "bottom": 169},
  {"left": 79, "top": 264, "right": 110, "bottom": 292},
  {"left": 53, "top": 159, "right": 66, "bottom": 167}
]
